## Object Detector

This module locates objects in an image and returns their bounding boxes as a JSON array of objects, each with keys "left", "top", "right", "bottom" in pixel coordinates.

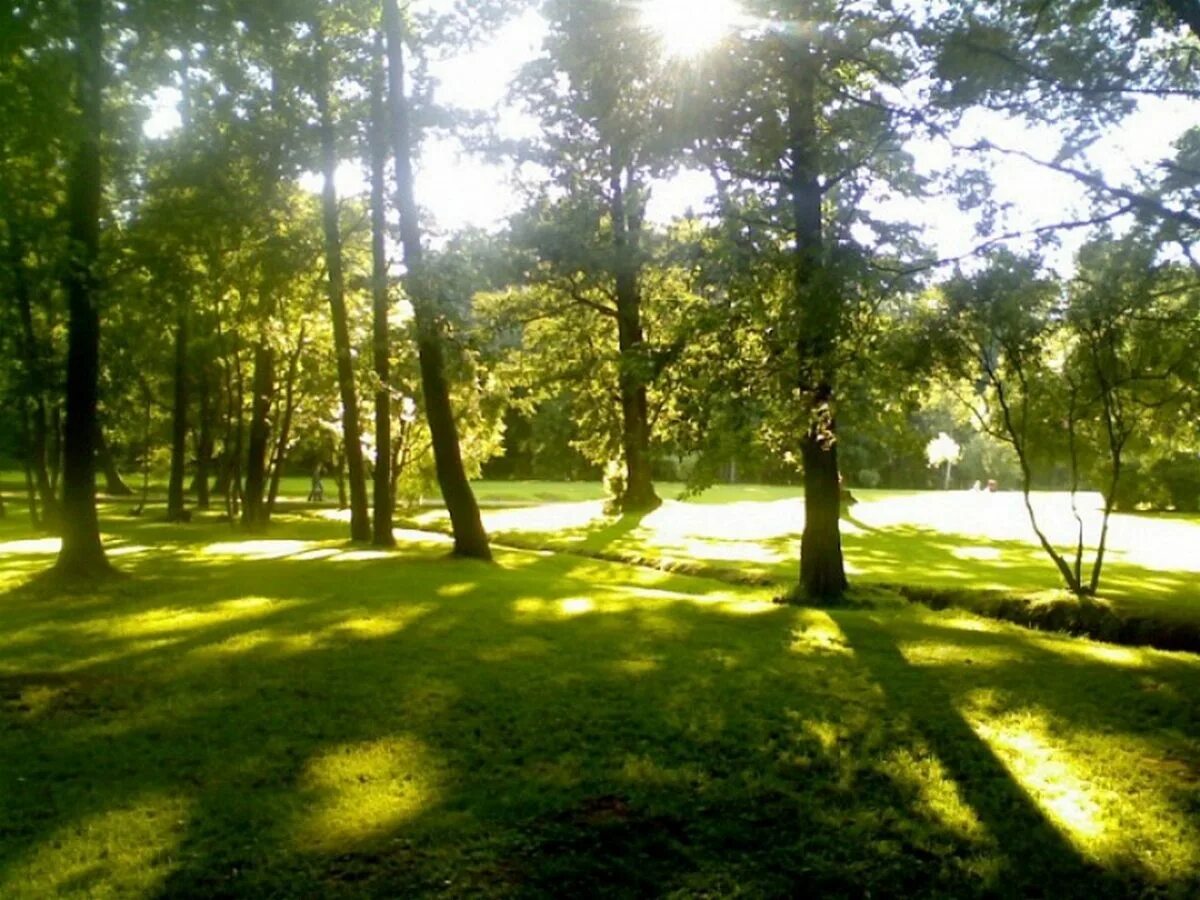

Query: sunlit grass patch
[
  {"left": 0, "top": 792, "right": 191, "bottom": 900},
  {"left": 293, "top": 737, "right": 440, "bottom": 852},
  {"left": 0, "top": 502, "right": 1197, "bottom": 896}
]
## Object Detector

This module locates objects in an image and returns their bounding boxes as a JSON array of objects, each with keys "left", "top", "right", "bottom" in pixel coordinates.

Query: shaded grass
[{"left": 0, "top": 508, "right": 1199, "bottom": 897}]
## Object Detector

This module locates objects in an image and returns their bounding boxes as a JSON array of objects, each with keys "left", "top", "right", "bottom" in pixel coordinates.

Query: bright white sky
[{"left": 142, "top": 0, "right": 1200, "bottom": 274}]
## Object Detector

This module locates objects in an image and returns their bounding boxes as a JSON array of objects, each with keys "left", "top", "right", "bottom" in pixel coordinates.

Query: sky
[{"left": 143, "top": 0, "right": 1200, "bottom": 275}]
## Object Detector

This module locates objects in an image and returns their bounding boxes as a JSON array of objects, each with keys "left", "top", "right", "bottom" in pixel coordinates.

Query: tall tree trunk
[
  {"left": 609, "top": 165, "right": 659, "bottom": 513},
  {"left": 166, "top": 302, "right": 189, "bottom": 520},
  {"left": 241, "top": 63, "right": 285, "bottom": 532},
  {"left": 96, "top": 424, "right": 132, "bottom": 495},
  {"left": 381, "top": 5, "right": 490, "bottom": 560},
  {"left": 314, "top": 16, "right": 370, "bottom": 542},
  {"left": 369, "top": 34, "right": 395, "bottom": 548},
  {"left": 55, "top": 0, "right": 109, "bottom": 577},
  {"left": 789, "top": 52, "right": 847, "bottom": 600},
  {"left": 166, "top": 46, "right": 193, "bottom": 523}
]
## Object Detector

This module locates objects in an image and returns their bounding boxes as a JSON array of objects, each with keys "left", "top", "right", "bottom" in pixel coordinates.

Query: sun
[{"left": 639, "top": 0, "right": 742, "bottom": 58}]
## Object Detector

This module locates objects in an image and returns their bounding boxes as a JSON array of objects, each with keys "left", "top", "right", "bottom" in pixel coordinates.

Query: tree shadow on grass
[{"left": 1, "top": 526, "right": 1198, "bottom": 897}]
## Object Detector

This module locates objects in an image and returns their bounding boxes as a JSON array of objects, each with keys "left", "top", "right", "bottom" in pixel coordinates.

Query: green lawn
[
  {"left": 404, "top": 482, "right": 1200, "bottom": 628},
  {"left": 1, "top": 502, "right": 1199, "bottom": 897}
]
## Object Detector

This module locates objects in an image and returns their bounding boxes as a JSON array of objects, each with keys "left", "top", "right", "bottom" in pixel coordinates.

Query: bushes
[
  {"left": 1153, "top": 454, "right": 1200, "bottom": 513},
  {"left": 1113, "top": 454, "right": 1200, "bottom": 512}
]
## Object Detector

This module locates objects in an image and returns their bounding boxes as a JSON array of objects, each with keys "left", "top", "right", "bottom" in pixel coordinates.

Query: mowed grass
[
  {"left": 406, "top": 483, "right": 1200, "bottom": 627},
  {"left": 1, "top": 502, "right": 1199, "bottom": 897}
]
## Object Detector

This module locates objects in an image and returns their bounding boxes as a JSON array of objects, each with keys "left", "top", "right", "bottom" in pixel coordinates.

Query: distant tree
[{"left": 926, "top": 433, "right": 962, "bottom": 490}]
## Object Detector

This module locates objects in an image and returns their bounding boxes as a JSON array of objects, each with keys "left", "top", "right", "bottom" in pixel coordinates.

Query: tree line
[{"left": 1, "top": 0, "right": 1197, "bottom": 600}]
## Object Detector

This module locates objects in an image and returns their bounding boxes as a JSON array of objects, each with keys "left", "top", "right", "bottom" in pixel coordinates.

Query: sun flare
[{"left": 640, "top": 0, "right": 742, "bottom": 57}]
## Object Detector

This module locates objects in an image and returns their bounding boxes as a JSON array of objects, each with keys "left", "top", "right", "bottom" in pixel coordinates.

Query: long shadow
[
  {"left": 2, "top": 517, "right": 1197, "bottom": 897},
  {"left": 833, "top": 611, "right": 1136, "bottom": 897}
]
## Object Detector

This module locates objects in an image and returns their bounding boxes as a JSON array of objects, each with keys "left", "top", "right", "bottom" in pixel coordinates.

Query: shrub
[
  {"left": 857, "top": 468, "right": 881, "bottom": 489},
  {"left": 1152, "top": 453, "right": 1200, "bottom": 513}
]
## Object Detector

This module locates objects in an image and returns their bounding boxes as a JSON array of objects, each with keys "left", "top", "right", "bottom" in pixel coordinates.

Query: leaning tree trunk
[
  {"left": 314, "top": 15, "right": 370, "bottom": 542},
  {"left": 790, "top": 53, "right": 846, "bottom": 600},
  {"left": 369, "top": 33, "right": 395, "bottom": 548},
  {"left": 609, "top": 165, "right": 660, "bottom": 514},
  {"left": 381, "top": 4, "right": 490, "bottom": 560},
  {"left": 96, "top": 424, "right": 132, "bottom": 495},
  {"left": 241, "top": 340, "right": 274, "bottom": 530},
  {"left": 267, "top": 328, "right": 304, "bottom": 515},
  {"left": 55, "top": 0, "right": 109, "bottom": 577}
]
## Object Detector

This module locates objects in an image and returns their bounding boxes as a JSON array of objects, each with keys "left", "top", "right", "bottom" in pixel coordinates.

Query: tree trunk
[
  {"left": 609, "top": 165, "right": 660, "bottom": 514},
  {"left": 194, "top": 373, "right": 214, "bottom": 509},
  {"left": 96, "top": 425, "right": 132, "bottom": 495},
  {"left": 314, "top": 15, "right": 370, "bottom": 542},
  {"left": 381, "top": 4, "right": 490, "bottom": 560},
  {"left": 20, "top": 408, "right": 41, "bottom": 528},
  {"left": 166, "top": 45, "right": 193, "bottom": 524},
  {"left": 789, "top": 52, "right": 846, "bottom": 600},
  {"left": 267, "top": 329, "right": 304, "bottom": 515},
  {"left": 241, "top": 339, "right": 273, "bottom": 530},
  {"left": 166, "top": 302, "right": 189, "bottom": 520},
  {"left": 9, "top": 227, "right": 59, "bottom": 525},
  {"left": 370, "top": 33, "right": 396, "bottom": 548},
  {"left": 54, "top": 0, "right": 109, "bottom": 578}
]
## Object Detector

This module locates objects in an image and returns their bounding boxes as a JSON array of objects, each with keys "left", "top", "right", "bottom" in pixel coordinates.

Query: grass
[
  {"left": 1, "top": 498, "right": 1199, "bottom": 897},
  {"left": 402, "top": 483, "right": 1200, "bottom": 631}
]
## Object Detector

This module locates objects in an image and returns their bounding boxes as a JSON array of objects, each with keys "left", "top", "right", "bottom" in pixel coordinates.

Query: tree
[
  {"left": 55, "top": 0, "right": 110, "bottom": 577},
  {"left": 381, "top": 0, "right": 490, "bottom": 560},
  {"left": 368, "top": 31, "right": 396, "bottom": 548},
  {"left": 311, "top": 5, "right": 370, "bottom": 542},
  {"left": 693, "top": 1, "right": 928, "bottom": 599},
  {"left": 925, "top": 432, "right": 962, "bottom": 489},
  {"left": 509, "top": 0, "right": 684, "bottom": 513},
  {"left": 928, "top": 243, "right": 1199, "bottom": 596}
]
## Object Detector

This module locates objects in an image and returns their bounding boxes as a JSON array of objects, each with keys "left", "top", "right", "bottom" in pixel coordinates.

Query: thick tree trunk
[
  {"left": 609, "top": 168, "right": 660, "bottom": 514},
  {"left": 789, "top": 52, "right": 846, "bottom": 600},
  {"left": 96, "top": 425, "right": 132, "bottom": 495},
  {"left": 55, "top": 0, "right": 109, "bottom": 577},
  {"left": 314, "top": 16, "right": 370, "bottom": 542},
  {"left": 370, "top": 34, "right": 395, "bottom": 548},
  {"left": 381, "top": 5, "right": 490, "bottom": 560}
]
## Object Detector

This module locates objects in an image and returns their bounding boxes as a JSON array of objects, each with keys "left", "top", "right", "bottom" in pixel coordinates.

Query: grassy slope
[{"left": 1, "top": 509, "right": 1199, "bottom": 898}]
